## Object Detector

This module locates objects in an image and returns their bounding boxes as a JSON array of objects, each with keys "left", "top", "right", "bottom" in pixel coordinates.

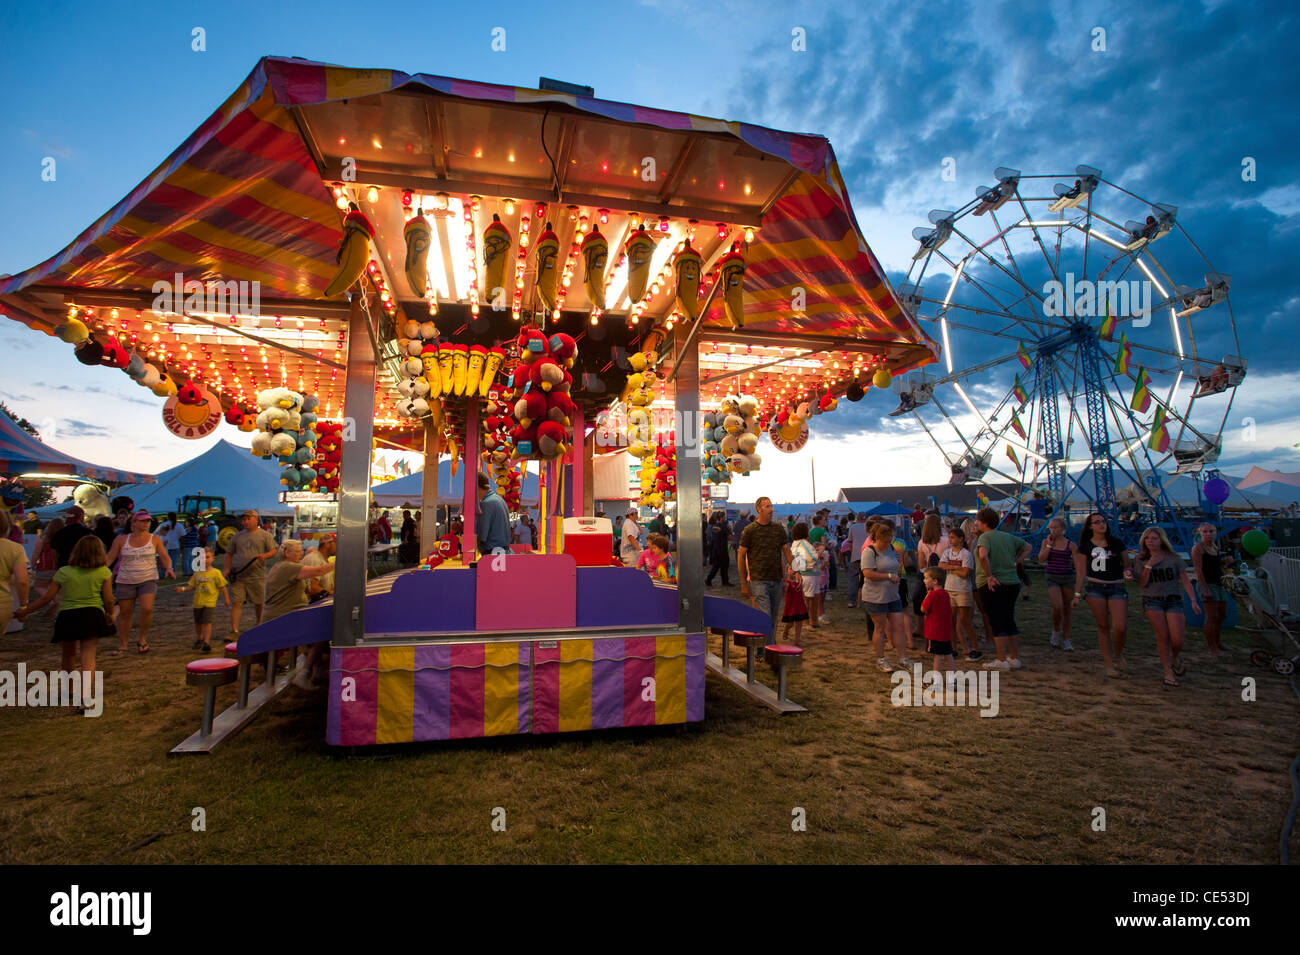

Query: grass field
[{"left": 1, "top": 565, "right": 1296, "bottom": 864}]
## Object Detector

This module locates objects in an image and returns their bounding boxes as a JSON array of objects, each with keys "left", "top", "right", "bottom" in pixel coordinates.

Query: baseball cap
[
  {"left": 64, "top": 504, "right": 85, "bottom": 518},
  {"left": 132, "top": 509, "right": 151, "bottom": 521}
]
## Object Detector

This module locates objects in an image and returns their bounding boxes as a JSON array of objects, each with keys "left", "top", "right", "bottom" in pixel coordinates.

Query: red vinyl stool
[
  {"left": 763, "top": 645, "right": 804, "bottom": 702},
  {"left": 185, "top": 658, "right": 239, "bottom": 737},
  {"left": 732, "top": 631, "right": 767, "bottom": 684}
]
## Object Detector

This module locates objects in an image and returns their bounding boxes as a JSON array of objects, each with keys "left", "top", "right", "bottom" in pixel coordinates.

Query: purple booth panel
[
  {"left": 365, "top": 568, "right": 477, "bottom": 634},
  {"left": 235, "top": 602, "right": 332, "bottom": 656},
  {"left": 477, "top": 554, "right": 577, "bottom": 631},
  {"left": 575, "top": 567, "right": 678, "bottom": 629},
  {"left": 703, "top": 593, "right": 773, "bottom": 636}
]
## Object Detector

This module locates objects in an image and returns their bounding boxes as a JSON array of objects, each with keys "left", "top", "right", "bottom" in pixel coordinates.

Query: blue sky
[{"left": 0, "top": 0, "right": 1296, "bottom": 501}]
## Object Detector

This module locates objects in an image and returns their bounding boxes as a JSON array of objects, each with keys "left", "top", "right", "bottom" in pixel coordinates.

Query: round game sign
[
  {"left": 162, "top": 387, "right": 222, "bottom": 439},
  {"left": 768, "top": 421, "right": 809, "bottom": 453}
]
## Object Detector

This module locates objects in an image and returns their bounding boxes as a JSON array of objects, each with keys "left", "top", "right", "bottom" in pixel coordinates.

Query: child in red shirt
[{"left": 922, "top": 567, "right": 955, "bottom": 676}]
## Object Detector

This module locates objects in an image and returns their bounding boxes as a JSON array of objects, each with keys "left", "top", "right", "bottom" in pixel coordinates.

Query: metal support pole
[
  {"left": 673, "top": 324, "right": 705, "bottom": 633},
  {"left": 462, "top": 399, "right": 479, "bottom": 559},
  {"left": 332, "top": 294, "right": 376, "bottom": 647},
  {"left": 421, "top": 409, "right": 442, "bottom": 558}
]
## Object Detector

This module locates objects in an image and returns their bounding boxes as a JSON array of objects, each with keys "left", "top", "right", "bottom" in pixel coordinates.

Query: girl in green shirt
[{"left": 18, "top": 534, "right": 115, "bottom": 686}]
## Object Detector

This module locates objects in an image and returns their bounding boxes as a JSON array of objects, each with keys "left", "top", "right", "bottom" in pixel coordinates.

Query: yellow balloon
[{"left": 873, "top": 368, "right": 893, "bottom": 389}]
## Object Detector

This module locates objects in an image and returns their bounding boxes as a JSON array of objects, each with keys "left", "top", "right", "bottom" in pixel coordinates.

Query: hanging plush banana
[
  {"left": 479, "top": 346, "right": 506, "bottom": 397},
  {"left": 719, "top": 244, "right": 746, "bottom": 328},
  {"left": 437, "top": 346, "right": 456, "bottom": 397},
  {"left": 404, "top": 212, "right": 432, "bottom": 294},
  {"left": 466, "top": 345, "right": 487, "bottom": 396},
  {"left": 482, "top": 214, "right": 512, "bottom": 305},
  {"left": 625, "top": 226, "right": 656, "bottom": 304},
  {"left": 452, "top": 344, "right": 470, "bottom": 396},
  {"left": 533, "top": 222, "right": 560, "bottom": 312},
  {"left": 673, "top": 240, "right": 702, "bottom": 320},
  {"left": 324, "top": 206, "right": 375, "bottom": 297},
  {"left": 581, "top": 224, "right": 608, "bottom": 308},
  {"left": 421, "top": 343, "right": 442, "bottom": 398}
]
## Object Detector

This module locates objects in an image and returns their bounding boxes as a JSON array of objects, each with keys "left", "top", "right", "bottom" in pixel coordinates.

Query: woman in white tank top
[{"left": 105, "top": 510, "right": 175, "bottom": 653}]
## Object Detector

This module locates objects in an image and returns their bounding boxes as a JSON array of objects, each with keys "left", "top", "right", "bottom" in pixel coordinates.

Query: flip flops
[{"left": 136, "top": 642, "right": 150, "bottom": 654}]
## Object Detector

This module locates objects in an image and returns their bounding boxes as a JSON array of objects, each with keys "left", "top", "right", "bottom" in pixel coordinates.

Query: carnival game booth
[{"left": 0, "top": 57, "right": 935, "bottom": 747}]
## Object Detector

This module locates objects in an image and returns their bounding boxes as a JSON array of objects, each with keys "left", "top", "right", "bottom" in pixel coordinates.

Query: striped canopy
[
  {"left": 0, "top": 410, "right": 155, "bottom": 485},
  {"left": 0, "top": 56, "right": 935, "bottom": 373}
]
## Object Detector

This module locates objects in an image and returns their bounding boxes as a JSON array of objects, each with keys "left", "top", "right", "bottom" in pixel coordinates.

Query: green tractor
[{"left": 177, "top": 495, "right": 241, "bottom": 554}]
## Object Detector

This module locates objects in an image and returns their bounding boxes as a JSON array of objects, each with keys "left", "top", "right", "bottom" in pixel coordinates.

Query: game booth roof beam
[{"left": 0, "top": 407, "right": 156, "bottom": 486}]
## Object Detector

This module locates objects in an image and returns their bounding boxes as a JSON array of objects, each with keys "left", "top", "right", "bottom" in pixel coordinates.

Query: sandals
[
  {"left": 199, "top": 642, "right": 212, "bottom": 653},
  {"left": 192, "top": 638, "right": 204, "bottom": 650},
  {"left": 1172, "top": 657, "right": 1186, "bottom": 676},
  {"left": 136, "top": 643, "right": 150, "bottom": 654},
  {"left": 1163, "top": 677, "right": 1180, "bottom": 688}
]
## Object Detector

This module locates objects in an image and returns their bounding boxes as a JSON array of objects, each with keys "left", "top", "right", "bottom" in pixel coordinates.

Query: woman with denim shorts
[
  {"left": 1038, "top": 517, "right": 1079, "bottom": 651},
  {"left": 1136, "top": 527, "right": 1200, "bottom": 687},
  {"left": 1190, "top": 523, "right": 1228, "bottom": 658},
  {"left": 1072, "top": 512, "right": 1131, "bottom": 676},
  {"left": 862, "top": 522, "right": 909, "bottom": 672},
  {"left": 104, "top": 509, "right": 175, "bottom": 653}
]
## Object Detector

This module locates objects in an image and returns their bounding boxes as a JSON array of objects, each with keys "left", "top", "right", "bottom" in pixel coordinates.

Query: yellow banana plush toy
[
  {"left": 625, "top": 226, "right": 656, "bottom": 304},
  {"left": 466, "top": 344, "right": 487, "bottom": 396},
  {"left": 452, "top": 344, "right": 470, "bottom": 396},
  {"left": 719, "top": 243, "right": 746, "bottom": 328},
  {"left": 421, "top": 343, "right": 442, "bottom": 398},
  {"left": 482, "top": 214, "right": 512, "bottom": 304},
  {"left": 533, "top": 223, "right": 560, "bottom": 312},
  {"left": 404, "top": 212, "right": 432, "bottom": 295},
  {"left": 673, "top": 240, "right": 703, "bottom": 320},
  {"left": 437, "top": 346, "right": 456, "bottom": 397},
  {"left": 479, "top": 346, "right": 506, "bottom": 397},
  {"left": 581, "top": 224, "right": 609, "bottom": 308},
  {"left": 324, "top": 206, "right": 374, "bottom": 297}
]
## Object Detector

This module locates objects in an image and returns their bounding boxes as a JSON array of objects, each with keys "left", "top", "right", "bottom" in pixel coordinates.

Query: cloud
[
  {"left": 0, "top": 391, "right": 35, "bottom": 402},
  {"left": 58, "top": 419, "right": 113, "bottom": 438},
  {"left": 44, "top": 383, "right": 156, "bottom": 407}
]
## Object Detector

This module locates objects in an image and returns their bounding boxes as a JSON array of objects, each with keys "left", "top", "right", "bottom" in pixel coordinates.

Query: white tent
[{"left": 34, "top": 439, "right": 292, "bottom": 518}]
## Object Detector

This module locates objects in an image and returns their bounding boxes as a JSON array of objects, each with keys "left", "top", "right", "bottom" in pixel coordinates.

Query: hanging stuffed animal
[
  {"left": 581, "top": 224, "right": 609, "bottom": 308},
  {"left": 625, "top": 226, "right": 657, "bottom": 304},
  {"left": 533, "top": 223, "right": 560, "bottom": 312},
  {"left": 482, "top": 214, "right": 512, "bottom": 304},
  {"left": 323, "top": 205, "right": 375, "bottom": 297},
  {"left": 673, "top": 240, "right": 703, "bottom": 320}
]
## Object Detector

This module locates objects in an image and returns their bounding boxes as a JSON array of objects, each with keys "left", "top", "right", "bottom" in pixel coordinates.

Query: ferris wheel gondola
[{"left": 894, "top": 165, "right": 1242, "bottom": 545}]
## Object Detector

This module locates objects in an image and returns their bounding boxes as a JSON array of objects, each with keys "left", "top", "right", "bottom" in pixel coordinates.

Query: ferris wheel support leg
[{"left": 1081, "top": 336, "right": 1119, "bottom": 530}]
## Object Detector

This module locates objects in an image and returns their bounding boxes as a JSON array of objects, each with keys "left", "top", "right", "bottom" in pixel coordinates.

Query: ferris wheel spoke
[{"left": 948, "top": 223, "right": 1050, "bottom": 330}]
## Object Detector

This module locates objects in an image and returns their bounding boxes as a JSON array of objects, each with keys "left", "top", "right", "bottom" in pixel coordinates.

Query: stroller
[{"left": 1223, "top": 570, "right": 1300, "bottom": 676}]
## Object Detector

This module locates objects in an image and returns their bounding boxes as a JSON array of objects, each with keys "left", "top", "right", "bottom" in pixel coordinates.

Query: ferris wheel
[{"left": 893, "top": 165, "right": 1243, "bottom": 542}]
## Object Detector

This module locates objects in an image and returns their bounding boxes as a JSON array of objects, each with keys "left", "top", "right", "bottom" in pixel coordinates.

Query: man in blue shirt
[{"left": 475, "top": 471, "right": 511, "bottom": 557}]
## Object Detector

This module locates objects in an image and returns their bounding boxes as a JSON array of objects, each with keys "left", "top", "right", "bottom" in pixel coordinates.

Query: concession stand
[{"left": 0, "top": 57, "right": 935, "bottom": 746}]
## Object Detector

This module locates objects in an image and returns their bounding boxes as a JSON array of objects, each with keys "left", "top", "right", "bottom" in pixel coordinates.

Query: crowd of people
[
  {"left": 698, "top": 497, "right": 1245, "bottom": 690},
  {"left": 5, "top": 504, "right": 336, "bottom": 694}
]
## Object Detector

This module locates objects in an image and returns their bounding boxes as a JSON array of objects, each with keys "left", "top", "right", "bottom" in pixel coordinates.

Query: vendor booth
[{"left": 0, "top": 57, "right": 935, "bottom": 746}]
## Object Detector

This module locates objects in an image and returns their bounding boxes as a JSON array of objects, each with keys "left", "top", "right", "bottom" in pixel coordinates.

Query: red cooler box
[{"left": 562, "top": 517, "right": 614, "bottom": 566}]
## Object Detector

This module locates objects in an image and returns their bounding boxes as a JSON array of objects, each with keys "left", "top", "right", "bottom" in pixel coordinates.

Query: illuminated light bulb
[
  {"left": 332, "top": 186, "right": 343, "bottom": 198},
  {"left": 372, "top": 138, "right": 383, "bottom": 150},
  {"left": 552, "top": 308, "right": 561, "bottom": 321},
  {"left": 471, "top": 302, "right": 480, "bottom": 316},
  {"left": 336, "top": 195, "right": 349, "bottom": 210},
  {"left": 658, "top": 217, "right": 670, "bottom": 233},
  {"left": 143, "top": 322, "right": 152, "bottom": 331},
  {"left": 598, "top": 208, "right": 610, "bottom": 225},
  {"left": 431, "top": 191, "right": 448, "bottom": 211},
  {"left": 630, "top": 213, "right": 641, "bottom": 229},
  {"left": 368, "top": 261, "right": 379, "bottom": 275},
  {"left": 600, "top": 161, "right": 609, "bottom": 173},
  {"left": 516, "top": 277, "right": 525, "bottom": 290},
  {"left": 718, "top": 180, "right": 726, "bottom": 191},
  {"left": 471, "top": 195, "right": 482, "bottom": 210},
  {"left": 507, "top": 153, "right": 515, "bottom": 163},
  {"left": 366, "top": 186, "right": 380, "bottom": 203},
  {"left": 274, "top": 316, "right": 282, "bottom": 327}
]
